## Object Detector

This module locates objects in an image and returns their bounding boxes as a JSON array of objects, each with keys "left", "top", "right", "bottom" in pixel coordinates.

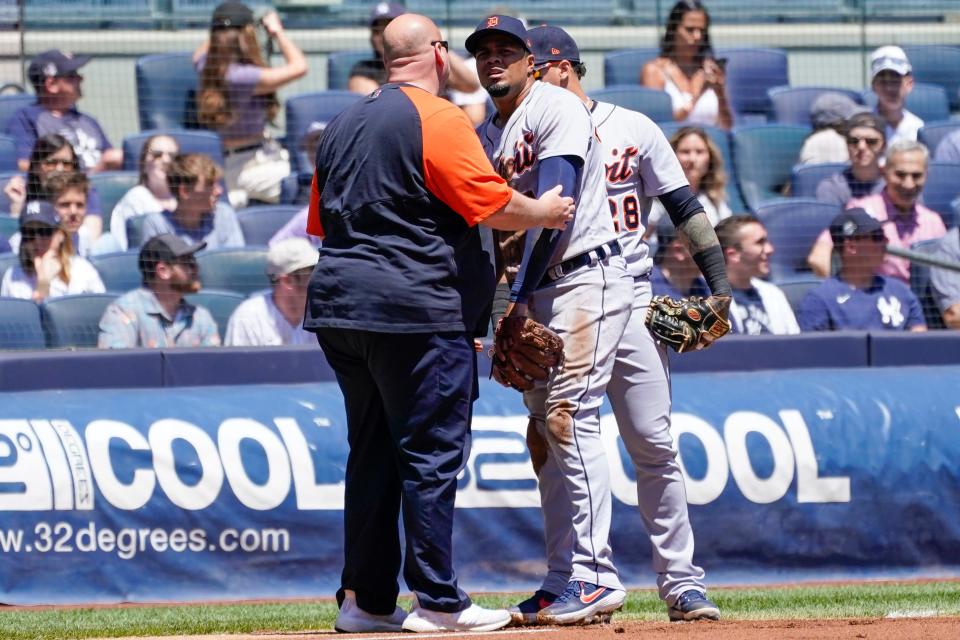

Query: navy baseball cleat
[
  {"left": 668, "top": 590, "right": 721, "bottom": 621},
  {"left": 536, "top": 580, "right": 625, "bottom": 625},
  {"left": 508, "top": 590, "right": 557, "bottom": 625}
]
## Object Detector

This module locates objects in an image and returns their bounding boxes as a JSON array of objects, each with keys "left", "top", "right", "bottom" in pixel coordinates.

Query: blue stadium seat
[
  {"left": 88, "top": 172, "right": 139, "bottom": 231},
  {"left": 922, "top": 162, "right": 960, "bottom": 229},
  {"left": 0, "top": 252, "right": 17, "bottom": 282},
  {"left": 791, "top": 162, "right": 849, "bottom": 199},
  {"left": 195, "top": 247, "right": 270, "bottom": 296},
  {"left": 0, "top": 133, "right": 16, "bottom": 172},
  {"left": 41, "top": 293, "right": 119, "bottom": 348},
  {"left": 755, "top": 198, "right": 841, "bottom": 281},
  {"left": 602, "top": 48, "right": 659, "bottom": 87},
  {"left": 776, "top": 275, "right": 826, "bottom": 315},
  {"left": 658, "top": 122, "right": 747, "bottom": 213},
  {"left": 185, "top": 289, "right": 246, "bottom": 340},
  {"left": 0, "top": 93, "right": 34, "bottom": 132},
  {"left": 0, "top": 298, "right": 45, "bottom": 350},
  {"left": 590, "top": 86, "right": 673, "bottom": 123},
  {"left": 122, "top": 130, "right": 224, "bottom": 171},
  {"left": 902, "top": 45, "right": 960, "bottom": 111},
  {"left": 237, "top": 205, "right": 301, "bottom": 246},
  {"left": 909, "top": 238, "right": 946, "bottom": 329},
  {"left": 918, "top": 121, "right": 960, "bottom": 157},
  {"left": 327, "top": 50, "right": 371, "bottom": 91},
  {"left": 859, "top": 83, "right": 950, "bottom": 125},
  {"left": 0, "top": 213, "right": 17, "bottom": 238},
  {"left": 125, "top": 215, "right": 150, "bottom": 250},
  {"left": 285, "top": 91, "right": 360, "bottom": 174},
  {"left": 716, "top": 47, "right": 789, "bottom": 122},
  {"left": 89, "top": 251, "right": 141, "bottom": 294},
  {"left": 767, "top": 86, "right": 863, "bottom": 126},
  {"left": 733, "top": 124, "right": 811, "bottom": 211},
  {"left": 135, "top": 52, "right": 200, "bottom": 131}
]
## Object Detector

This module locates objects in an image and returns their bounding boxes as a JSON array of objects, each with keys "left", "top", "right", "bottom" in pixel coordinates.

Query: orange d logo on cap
[
  {"left": 487, "top": 15, "right": 499, "bottom": 27},
  {"left": 551, "top": 47, "right": 560, "bottom": 55}
]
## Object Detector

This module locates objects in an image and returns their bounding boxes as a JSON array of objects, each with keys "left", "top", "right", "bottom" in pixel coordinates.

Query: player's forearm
[
  {"left": 446, "top": 51, "right": 480, "bottom": 93},
  {"left": 483, "top": 190, "right": 562, "bottom": 231},
  {"left": 678, "top": 212, "right": 731, "bottom": 296}
]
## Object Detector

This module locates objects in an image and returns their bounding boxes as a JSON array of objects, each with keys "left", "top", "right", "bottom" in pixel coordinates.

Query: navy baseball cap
[
  {"left": 368, "top": 1, "right": 404, "bottom": 25},
  {"left": 138, "top": 234, "right": 206, "bottom": 275},
  {"left": 830, "top": 208, "right": 886, "bottom": 245},
  {"left": 28, "top": 50, "right": 90, "bottom": 87},
  {"left": 465, "top": 15, "right": 530, "bottom": 55},
  {"left": 20, "top": 200, "right": 60, "bottom": 231},
  {"left": 211, "top": 1, "right": 254, "bottom": 28},
  {"left": 528, "top": 25, "right": 580, "bottom": 66}
]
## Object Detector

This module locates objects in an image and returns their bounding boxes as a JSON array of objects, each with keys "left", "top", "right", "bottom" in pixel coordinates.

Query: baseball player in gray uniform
[
  {"left": 468, "top": 15, "right": 634, "bottom": 625},
  {"left": 508, "top": 25, "right": 734, "bottom": 624}
]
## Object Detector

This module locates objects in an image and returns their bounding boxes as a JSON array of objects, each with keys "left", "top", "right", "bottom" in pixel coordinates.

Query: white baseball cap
[
  {"left": 870, "top": 46, "right": 912, "bottom": 80},
  {"left": 267, "top": 238, "right": 318, "bottom": 278}
]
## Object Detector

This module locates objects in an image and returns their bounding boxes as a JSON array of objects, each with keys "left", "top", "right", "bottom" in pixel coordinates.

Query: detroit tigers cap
[
  {"left": 28, "top": 50, "right": 91, "bottom": 87},
  {"left": 528, "top": 25, "right": 580, "bottom": 66},
  {"left": 829, "top": 208, "right": 886, "bottom": 246},
  {"left": 138, "top": 234, "right": 206, "bottom": 275},
  {"left": 368, "top": 1, "right": 404, "bottom": 25},
  {"left": 211, "top": 1, "right": 254, "bottom": 28},
  {"left": 870, "top": 45, "right": 912, "bottom": 80},
  {"left": 465, "top": 15, "right": 530, "bottom": 55},
  {"left": 19, "top": 200, "right": 61, "bottom": 232}
]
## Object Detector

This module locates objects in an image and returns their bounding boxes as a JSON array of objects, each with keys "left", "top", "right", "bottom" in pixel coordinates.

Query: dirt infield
[{"left": 107, "top": 617, "right": 960, "bottom": 640}]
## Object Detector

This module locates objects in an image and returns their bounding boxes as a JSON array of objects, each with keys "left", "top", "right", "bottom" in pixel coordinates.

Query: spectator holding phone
[{"left": 641, "top": 0, "right": 733, "bottom": 130}]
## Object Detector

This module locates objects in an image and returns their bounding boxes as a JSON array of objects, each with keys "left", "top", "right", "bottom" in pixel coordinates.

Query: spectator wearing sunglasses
[
  {"left": 5, "top": 49, "right": 121, "bottom": 173},
  {"left": 0, "top": 200, "right": 104, "bottom": 302},
  {"left": 108, "top": 134, "right": 180, "bottom": 251},
  {"left": 815, "top": 112, "right": 887, "bottom": 207}
]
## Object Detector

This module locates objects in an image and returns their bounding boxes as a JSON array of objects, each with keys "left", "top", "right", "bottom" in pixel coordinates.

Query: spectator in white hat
[
  {"left": 869, "top": 45, "right": 923, "bottom": 145},
  {"left": 224, "top": 237, "right": 318, "bottom": 346}
]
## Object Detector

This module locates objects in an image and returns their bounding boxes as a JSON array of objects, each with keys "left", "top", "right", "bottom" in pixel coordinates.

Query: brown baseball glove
[
  {"left": 491, "top": 315, "right": 565, "bottom": 391},
  {"left": 645, "top": 295, "right": 731, "bottom": 353}
]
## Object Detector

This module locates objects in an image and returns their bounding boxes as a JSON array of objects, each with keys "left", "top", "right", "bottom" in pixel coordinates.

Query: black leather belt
[
  {"left": 223, "top": 142, "right": 264, "bottom": 156},
  {"left": 540, "top": 239, "right": 622, "bottom": 285}
]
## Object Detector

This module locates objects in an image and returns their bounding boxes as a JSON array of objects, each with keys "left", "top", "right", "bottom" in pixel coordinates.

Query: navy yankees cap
[
  {"left": 830, "top": 208, "right": 886, "bottom": 246},
  {"left": 528, "top": 25, "right": 581, "bottom": 67},
  {"left": 465, "top": 15, "right": 530, "bottom": 55},
  {"left": 19, "top": 200, "right": 61, "bottom": 231},
  {"left": 368, "top": 1, "right": 404, "bottom": 25},
  {"left": 28, "top": 50, "right": 91, "bottom": 87}
]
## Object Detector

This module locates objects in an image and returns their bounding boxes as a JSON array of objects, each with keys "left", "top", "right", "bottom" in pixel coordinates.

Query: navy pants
[{"left": 316, "top": 328, "right": 475, "bottom": 615}]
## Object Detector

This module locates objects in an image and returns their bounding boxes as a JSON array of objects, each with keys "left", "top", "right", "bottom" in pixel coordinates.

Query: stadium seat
[
  {"left": 909, "top": 238, "right": 946, "bottom": 329},
  {"left": 716, "top": 47, "right": 789, "bottom": 122},
  {"left": 88, "top": 172, "right": 139, "bottom": 231},
  {"left": 755, "top": 198, "right": 841, "bottom": 281},
  {"left": 0, "top": 134, "right": 17, "bottom": 172},
  {"left": 327, "top": 50, "right": 372, "bottom": 91},
  {"left": 657, "top": 122, "right": 747, "bottom": 213},
  {"left": 237, "top": 205, "right": 301, "bottom": 246},
  {"left": 918, "top": 121, "right": 960, "bottom": 157},
  {"left": 125, "top": 215, "right": 150, "bottom": 250},
  {"left": 122, "top": 130, "right": 224, "bottom": 172},
  {"left": 921, "top": 162, "right": 960, "bottom": 229},
  {"left": 767, "top": 86, "right": 863, "bottom": 126},
  {"left": 602, "top": 48, "right": 659, "bottom": 87},
  {"left": 41, "top": 293, "right": 119, "bottom": 348},
  {"left": 195, "top": 247, "right": 270, "bottom": 296},
  {"left": 0, "top": 93, "right": 34, "bottom": 133},
  {"left": 279, "top": 172, "right": 313, "bottom": 206},
  {"left": 185, "top": 289, "right": 246, "bottom": 340},
  {"left": 89, "top": 251, "right": 141, "bottom": 294},
  {"left": 776, "top": 275, "right": 825, "bottom": 315},
  {"left": 285, "top": 91, "right": 360, "bottom": 174},
  {"left": 733, "top": 124, "right": 811, "bottom": 211},
  {"left": 135, "top": 52, "right": 199, "bottom": 131},
  {"left": 0, "top": 213, "right": 17, "bottom": 238},
  {"left": 0, "top": 252, "right": 17, "bottom": 282},
  {"left": 790, "top": 162, "right": 849, "bottom": 199},
  {"left": 0, "top": 298, "right": 45, "bottom": 350},
  {"left": 902, "top": 45, "right": 960, "bottom": 111},
  {"left": 590, "top": 86, "right": 673, "bottom": 123},
  {"left": 859, "top": 83, "right": 950, "bottom": 125}
]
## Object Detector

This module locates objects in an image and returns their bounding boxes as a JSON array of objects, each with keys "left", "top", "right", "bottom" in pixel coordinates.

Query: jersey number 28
[{"left": 608, "top": 194, "right": 640, "bottom": 233}]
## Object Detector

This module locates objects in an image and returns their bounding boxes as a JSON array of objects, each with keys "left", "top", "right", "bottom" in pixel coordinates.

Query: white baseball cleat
[
  {"left": 334, "top": 589, "right": 407, "bottom": 633},
  {"left": 401, "top": 598, "right": 512, "bottom": 633}
]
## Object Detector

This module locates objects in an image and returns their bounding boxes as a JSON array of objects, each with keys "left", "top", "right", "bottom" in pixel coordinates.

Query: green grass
[{"left": 1, "top": 582, "right": 959, "bottom": 639}]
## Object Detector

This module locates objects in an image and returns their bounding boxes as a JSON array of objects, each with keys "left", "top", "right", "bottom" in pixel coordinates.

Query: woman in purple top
[{"left": 194, "top": 1, "right": 306, "bottom": 208}]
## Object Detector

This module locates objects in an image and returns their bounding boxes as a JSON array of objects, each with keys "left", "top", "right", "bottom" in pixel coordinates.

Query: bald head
[{"left": 383, "top": 13, "right": 448, "bottom": 93}]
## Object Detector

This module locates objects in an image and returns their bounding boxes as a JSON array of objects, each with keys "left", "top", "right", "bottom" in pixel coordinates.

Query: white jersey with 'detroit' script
[
  {"left": 591, "top": 101, "right": 688, "bottom": 278},
  {"left": 477, "top": 81, "right": 616, "bottom": 267}
]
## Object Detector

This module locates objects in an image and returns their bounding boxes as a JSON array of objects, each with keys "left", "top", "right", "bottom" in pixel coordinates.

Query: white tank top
[{"left": 662, "top": 71, "right": 720, "bottom": 128}]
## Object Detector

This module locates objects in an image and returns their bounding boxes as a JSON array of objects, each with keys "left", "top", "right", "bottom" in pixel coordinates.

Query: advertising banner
[{"left": 1, "top": 366, "right": 958, "bottom": 604}]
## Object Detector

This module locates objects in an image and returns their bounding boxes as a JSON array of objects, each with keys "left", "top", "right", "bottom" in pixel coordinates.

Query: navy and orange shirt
[{"left": 304, "top": 83, "right": 512, "bottom": 334}]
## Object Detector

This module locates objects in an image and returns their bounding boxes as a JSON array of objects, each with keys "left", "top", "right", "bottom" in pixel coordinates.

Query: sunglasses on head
[{"left": 430, "top": 40, "right": 449, "bottom": 50}]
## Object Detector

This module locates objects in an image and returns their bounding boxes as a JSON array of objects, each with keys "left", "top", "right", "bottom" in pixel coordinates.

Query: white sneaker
[
  {"left": 334, "top": 589, "right": 407, "bottom": 633},
  {"left": 401, "top": 599, "right": 512, "bottom": 633}
]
